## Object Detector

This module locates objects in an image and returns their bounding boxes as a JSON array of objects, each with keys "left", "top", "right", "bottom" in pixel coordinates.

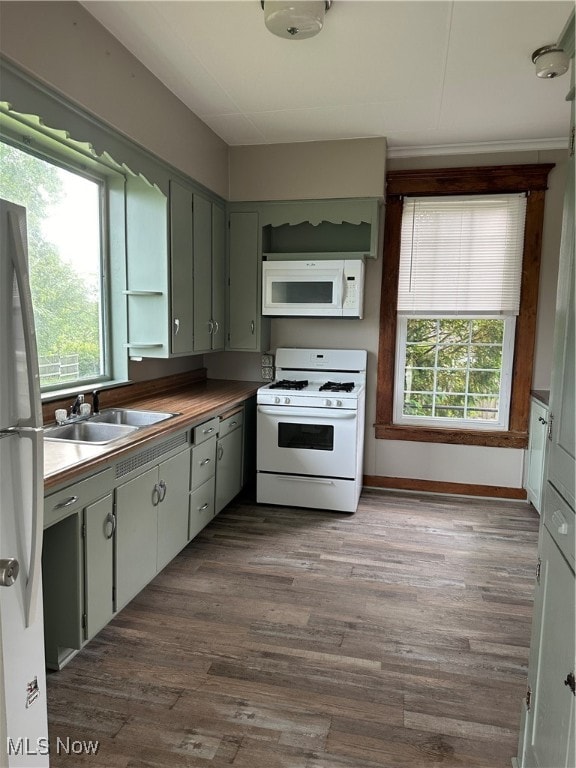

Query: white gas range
[{"left": 256, "top": 348, "right": 367, "bottom": 513}]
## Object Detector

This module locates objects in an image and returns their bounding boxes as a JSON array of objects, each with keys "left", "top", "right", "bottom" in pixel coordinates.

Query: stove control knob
[
  {"left": 324, "top": 398, "right": 332, "bottom": 407},
  {"left": 284, "top": 397, "right": 291, "bottom": 404},
  {"left": 274, "top": 396, "right": 281, "bottom": 404},
  {"left": 336, "top": 400, "right": 343, "bottom": 407}
]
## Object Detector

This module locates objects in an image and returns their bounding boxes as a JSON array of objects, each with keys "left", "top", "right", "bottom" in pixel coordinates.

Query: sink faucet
[{"left": 70, "top": 393, "right": 85, "bottom": 417}]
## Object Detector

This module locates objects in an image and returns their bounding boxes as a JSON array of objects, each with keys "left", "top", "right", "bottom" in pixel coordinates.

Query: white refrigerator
[{"left": 0, "top": 200, "right": 49, "bottom": 766}]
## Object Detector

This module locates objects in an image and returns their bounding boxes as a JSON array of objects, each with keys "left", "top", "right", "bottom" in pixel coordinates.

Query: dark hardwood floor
[{"left": 46, "top": 489, "right": 540, "bottom": 767}]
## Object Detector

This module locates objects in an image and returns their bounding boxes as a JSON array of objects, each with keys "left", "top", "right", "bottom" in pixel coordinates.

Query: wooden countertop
[{"left": 44, "top": 377, "right": 260, "bottom": 491}]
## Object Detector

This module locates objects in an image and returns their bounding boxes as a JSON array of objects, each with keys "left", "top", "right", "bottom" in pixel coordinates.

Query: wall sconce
[
  {"left": 262, "top": 1, "right": 332, "bottom": 40},
  {"left": 532, "top": 44, "right": 569, "bottom": 78}
]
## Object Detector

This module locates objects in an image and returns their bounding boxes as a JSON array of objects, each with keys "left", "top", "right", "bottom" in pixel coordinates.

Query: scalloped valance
[{"left": 1, "top": 60, "right": 171, "bottom": 195}]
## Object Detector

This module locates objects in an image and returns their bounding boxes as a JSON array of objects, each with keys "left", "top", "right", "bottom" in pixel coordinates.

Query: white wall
[
  {"left": 0, "top": 1, "right": 229, "bottom": 199},
  {"left": 229, "top": 138, "right": 387, "bottom": 201}
]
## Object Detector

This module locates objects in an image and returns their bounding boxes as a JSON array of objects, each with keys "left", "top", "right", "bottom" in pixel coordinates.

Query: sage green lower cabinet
[
  {"left": 517, "top": 513, "right": 575, "bottom": 768},
  {"left": 42, "top": 467, "right": 115, "bottom": 670},
  {"left": 215, "top": 411, "right": 244, "bottom": 514},
  {"left": 525, "top": 398, "right": 549, "bottom": 514},
  {"left": 156, "top": 450, "right": 191, "bottom": 571},
  {"left": 189, "top": 435, "right": 217, "bottom": 539},
  {"left": 84, "top": 495, "right": 115, "bottom": 640},
  {"left": 115, "top": 449, "right": 190, "bottom": 610}
]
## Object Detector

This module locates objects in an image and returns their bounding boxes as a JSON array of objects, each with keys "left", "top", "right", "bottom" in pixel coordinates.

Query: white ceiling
[{"left": 82, "top": 0, "right": 573, "bottom": 155}]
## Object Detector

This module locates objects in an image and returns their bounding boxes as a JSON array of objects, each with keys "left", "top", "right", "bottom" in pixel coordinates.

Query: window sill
[{"left": 374, "top": 423, "right": 528, "bottom": 449}]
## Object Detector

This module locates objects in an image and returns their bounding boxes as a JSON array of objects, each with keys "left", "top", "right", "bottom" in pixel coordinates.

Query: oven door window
[{"left": 278, "top": 421, "right": 334, "bottom": 451}]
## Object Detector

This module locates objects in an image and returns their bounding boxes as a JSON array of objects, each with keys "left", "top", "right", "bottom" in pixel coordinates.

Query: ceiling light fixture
[
  {"left": 532, "top": 44, "right": 569, "bottom": 78},
  {"left": 261, "top": 1, "right": 332, "bottom": 40}
]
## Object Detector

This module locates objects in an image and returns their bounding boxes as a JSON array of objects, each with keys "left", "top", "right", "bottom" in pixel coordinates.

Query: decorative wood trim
[
  {"left": 376, "top": 195, "right": 403, "bottom": 426},
  {"left": 386, "top": 164, "right": 555, "bottom": 196},
  {"left": 376, "top": 163, "right": 553, "bottom": 448},
  {"left": 509, "top": 190, "right": 546, "bottom": 434},
  {"left": 363, "top": 475, "right": 527, "bottom": 500},
  {"left": 374, "top": 424, "right": 528, "bottom": 449}
]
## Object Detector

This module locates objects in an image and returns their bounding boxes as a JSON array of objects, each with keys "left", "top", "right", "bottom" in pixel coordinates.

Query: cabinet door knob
[
  {"left": 538, "top": 415, "right": 548, "bottom": 425},
  {"left": 174, "top": 318, "right": 180, "bottom": 336},
  {"left": 158, "top": 480, "right": 167, "bottom": 503},
  {"left": 250, "top": 320, "right": 255, "bottom": 335},
  {"left": 104, "top": 512, "right": 116, "bottom": 540}
]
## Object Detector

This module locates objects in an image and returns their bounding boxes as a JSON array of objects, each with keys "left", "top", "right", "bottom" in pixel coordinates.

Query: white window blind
[{"left": 397, "top": 194, "right": 527, "bottom": 315}]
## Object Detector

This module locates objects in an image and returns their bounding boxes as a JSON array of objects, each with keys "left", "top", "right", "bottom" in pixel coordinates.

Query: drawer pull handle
[
  {"left": 229, "top": 421, "right": 237, "bottom": 428},
  {"left": 198, "top": 503, "right": 209, "bottom": 512},
  {"left": 54, "top": 495, "right": 78, "bottom": 510},
  {"left": 104, "top": 512, "right": 116, "bottom": 540},
  {"left": 203, "top": 427, "right": 215, "bottom": 435},
  {"left": 200, "top": 458, "right": 211, "bottom": 466},
  {"left": 158, "top": 480, "right": 167, "bottom": 503}
]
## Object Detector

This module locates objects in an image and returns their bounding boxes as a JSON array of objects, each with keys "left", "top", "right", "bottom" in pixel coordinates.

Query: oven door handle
[{"left": 257, "top": 406, "right": 356, "bottom": 419}]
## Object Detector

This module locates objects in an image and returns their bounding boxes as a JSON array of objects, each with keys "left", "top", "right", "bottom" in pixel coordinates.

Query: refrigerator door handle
[
  {"left": 18, "top": 426, "right": 44, "bottom": 628},
  {"left": 8, "top": 209, "right": 42, "bottom": 428}
]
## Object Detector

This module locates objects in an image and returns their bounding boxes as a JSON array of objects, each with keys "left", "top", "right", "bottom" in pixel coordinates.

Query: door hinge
[
  {"left": 547, "top": 413, "right": 554, "bottom": 441},
  {"left": 525, "top": 686, "right": 532, "bottom": 711},
  {"left": 82, "top": 522, "right": 86, "bottom": 539},
  {"left": 536, "top": 556, "right": 541, "bottom": 584}
]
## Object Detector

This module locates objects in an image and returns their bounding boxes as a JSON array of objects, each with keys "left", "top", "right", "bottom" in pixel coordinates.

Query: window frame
[
  {"left": 0, "top": 122, "right": 129, "bottom": 397},
  {"left": 375, "top": 164, "right": 554, "bottom": 449}
]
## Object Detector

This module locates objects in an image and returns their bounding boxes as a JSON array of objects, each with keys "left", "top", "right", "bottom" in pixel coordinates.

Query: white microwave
[{"left": 262, "top": 259, "right": 364, "bottom": 318}]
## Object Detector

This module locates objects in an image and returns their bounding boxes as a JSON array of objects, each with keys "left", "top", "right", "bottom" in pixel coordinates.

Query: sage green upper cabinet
[
  {"left": 193, "top": 197, "right": 226, "bottom": 353},
  {"left": 126, "top": 173, "right": 227, "bottom": 358},
  {"left": 228, "top": 210, "right": 270, "bottom": 351},
  {"left": 125, "top": 174, "right": 170, "bottom": 358},
  {"left": 170, "top": 180, "right": 194, "bottom": 354},
  {"left": 259, "top": 198, "right": 382, "bottom": 260}
]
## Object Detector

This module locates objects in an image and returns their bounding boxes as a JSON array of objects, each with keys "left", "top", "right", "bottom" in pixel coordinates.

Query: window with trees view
[
  {"left": 0, "top": 140, "right": 106, "bottom": 390},
  {"left": 376, "top": 164, "right": 554, "bottom": 448}
]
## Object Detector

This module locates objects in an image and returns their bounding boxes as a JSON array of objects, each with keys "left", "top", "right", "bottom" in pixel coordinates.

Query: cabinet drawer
[
  {"left": 44, "top": 467, "right": 114, "bottom": 528},
  {"left": 219, "top": 409, "right": 243, "bottom": 438},
  {"left": 193, "top": 417, "right": 219, "bottom": 445},
  {"left": 543, "top": 483, "right": 575, "bottom": 569},
  {"left": 189, "top": 479, "right": 215, "bottom": 540},
  {"left": 190, "top": 436, "right": 216, "bottom": 491}
]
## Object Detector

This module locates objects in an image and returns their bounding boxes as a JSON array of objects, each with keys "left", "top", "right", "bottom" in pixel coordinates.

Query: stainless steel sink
[
  {"left": 90, "top": 408, "right": 177, "bottom": 427},
  {"left": 44, "top": 421, "right": 138, "bottom": 444}
]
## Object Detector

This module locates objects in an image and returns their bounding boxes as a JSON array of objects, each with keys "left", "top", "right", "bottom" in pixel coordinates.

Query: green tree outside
[
  {"left": 0, "top": 141, "right": 102, "bottom": 386},
  {"left": 403, "top": 317, "right": 504, "bottom": 420}
]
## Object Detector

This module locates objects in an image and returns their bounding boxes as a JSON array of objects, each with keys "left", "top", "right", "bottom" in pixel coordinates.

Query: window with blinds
[
  {"left": 394, "top": 193, "right": 527, "bottom": 430},
  {"left": 397, "top": 194, "right": 527, "bottom": 315}
]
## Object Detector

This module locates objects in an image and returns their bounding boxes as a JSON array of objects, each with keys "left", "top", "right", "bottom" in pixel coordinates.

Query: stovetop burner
[
  {"left": 268, "top": 379, "right": 309, "bottom": 391},
  {"left": 319, "top": 381, "right": 355, "bottom": 393}
]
